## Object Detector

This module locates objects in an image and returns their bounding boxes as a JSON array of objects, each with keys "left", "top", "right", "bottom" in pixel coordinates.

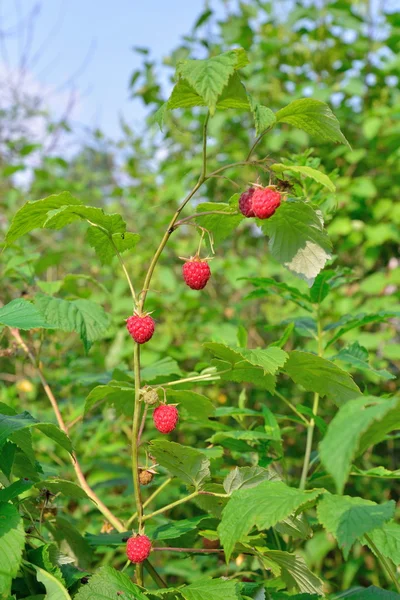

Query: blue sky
[{"left": 0, "top": 0, "right": 210, "bottom": 137}]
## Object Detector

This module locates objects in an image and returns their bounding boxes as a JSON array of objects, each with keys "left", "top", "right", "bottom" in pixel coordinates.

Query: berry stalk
[{"left": 132, "top": 343, "right": 145, "bottom": 584}]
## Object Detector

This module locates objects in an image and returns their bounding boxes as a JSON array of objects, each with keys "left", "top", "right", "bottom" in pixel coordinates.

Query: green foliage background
[{"left": 0, "top": 1, "right": 399, "bottom": 599}]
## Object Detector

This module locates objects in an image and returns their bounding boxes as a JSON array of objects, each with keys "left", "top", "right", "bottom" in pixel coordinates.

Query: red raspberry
[
  {"left": 182, "top": 258, "right": 211, "bottom": 290},
  {"left": 238, "top": 188, "right": 255, "bottom": 217},
  {"left": 126, "top": 314, "right": 155, "bottom": 344},
  {"left": 153, "top": 404, "right": 179, "bottom": 434},
  {"left": 252, "top": 187, "right": 281, "bottom": 219},
  {"left": 126, "top": 535, "right": 152, "bottom": 563}
]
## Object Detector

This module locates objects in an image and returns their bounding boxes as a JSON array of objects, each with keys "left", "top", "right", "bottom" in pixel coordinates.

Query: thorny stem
[
  {"left": 299, "top": 309, "right": 323, "bottom": 490},
  {"left": 364, "top": 533, "right": 400, "bottom": 593},
  {"left": 10, "top": 328, "right": 125, "bottom": 534}
]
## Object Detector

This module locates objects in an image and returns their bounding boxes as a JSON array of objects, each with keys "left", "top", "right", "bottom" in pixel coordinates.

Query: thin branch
[{"left": 274, "top": 390, "right": 309, "bottom": 425}]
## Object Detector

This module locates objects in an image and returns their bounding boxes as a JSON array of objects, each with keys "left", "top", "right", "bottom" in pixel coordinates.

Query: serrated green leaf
[
  {"left": 28, "top": 543, "right": 65, "bottom": 587},
  {"left": 150, "top": 440, "right": 210, "bottom": 488},
  {"left": 271, "top": 164, "right": 336, "bottom": 192},
  {"left": 166, "top": 390, "right": 215, "bottom": 421},
  {"left": 362, "top": 521, "right": 400, "bottom": 567},
  {"left": 73, "top": 566, "right": 147, "bottom": 599},
  {"left": 180, "top": 578, "right": 240, "bottom": 600},
  {"left": 195, "top": 198, "right": 244, "bottom": 246},
  {"left": 84, "top": 381, "right": 135, "bottom": 416},
  {"left": 34, "top": 479, "right": 90, "bottom": 500},
  {"left": 218, "top": 481, "right": 322, "bottom": 561},
  {"left": 249, "top": 96, "right": 276, "bottom": 135},
  {"left": 320, "top": 396, "right": 400, "bottom": 493},
  {"left": 86, "top": 227, "right": 140, "bottom": 265},
  {"left": 0, "top": 411, "right": 73, "bottom": 455},
  {"left": 333, "top": 342, "right": 395, "bottom": 380},
  {"left": 141, "top": 357, "right": 182, "bottom": 382},
  {"left": 0, "top": 298, "right": 53, "bottom": 330},
  {"left": 326, "top": 311, "right": 399, "bottom": 347},
  {"left": 205, "top": 343, "right": 287, "bottom": 375},
  {"left": 309, "top": 269, "right": 337, "bottom": 304},
  {"left": 262, "top": 200, "right": 332, "bottom": 283},
  {"left": 276, "top": 98, "right": 350, "bottom": 147},
  {"left": 0, "top": 478, "right": 34, "bottom": 502},
  {"left": 263, "top": 551, "right": 323, "bottom": 595},
  {"left": 148, "top": 516, "right": 207, "bottom": 542},
  {"left": 5, "top": 192, "right": 81, "bottom": 245},
  {"left": 0, "top": 503, "right": 25, "bottom": 595},
  {"left": 337, "top": 587, "right": 400, "bottom": 599},
  {"left": 176, "top": 49, "right": 248, "bottom": 114},
  {"left": 30, "top": 562, "right": 72, "bottom": 599},
  {"left": 34, "top": 295, "right": 110, "bottom": 352},
  {"left": 212, "top": 359, "right": 276, "bottom": 393},
  {"left": 54, "top": 516, "right": 93, "bottom": 569},
  {"left": 284, "top": 351, "right": 361, "bottom": 404},
  {"left": 351, "top": 466, "right": 400, "bottom": 479},
  {"left": 43, "top": 205, "right": 126, "bottom": 234},
  {"left": 223, "top": 466, "right": 272, "bottom": 494},
  {"left": 317, "top": 494, "right": 395, "bottom": 559}
]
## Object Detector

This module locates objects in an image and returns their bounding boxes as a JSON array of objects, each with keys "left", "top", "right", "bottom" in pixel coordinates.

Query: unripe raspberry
[
  {"left": 126, "top": 535, "right": 152, "bottom": 563},
  {"left": 139, "top": 470, "right": 154, "bottom": 486},
  {"left": 141, "top": 387, "right": 159, "bottom": 406},
  {"left": 153, "top": 404, "right": 179, "bottom": 434},
  {"left": 182, "top": 258, "right": 211, "bottom": 290},
  {"left": 238, "top": 188, "right": 255, "bottom": 217},
  {"left": 126, "top": 314, "right": 155, "bottom": 344},
  {"left": 252, "top": 187, "right": 281, "bottom": 219}
]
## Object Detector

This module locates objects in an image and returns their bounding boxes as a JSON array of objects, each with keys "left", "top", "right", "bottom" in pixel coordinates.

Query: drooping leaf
[
  {"left": 320, "top": 396, "right": 400, "bottom": 493},
  {"left": 223, "top": 466, "right": 272, "bottom": 494},
  {"left": 249, "top": 96, "right": 276, "bottom": 135},
  {"left": 34, "top": 295, "right": 110, "bottom": 352},
  {"left": 43, "top": 205, "right": 126, "bottom": 234},
  {"left": 84, "top": 381, "right": 135, "bottom": 416},
  {"left": 326, "top": 311, "right": 399, "bottom": 347},
  {"left": 35, "top": 479, "right": 91, "bottom": 500},
  {"left": 73, "top": 566, "right": 147, "bottom": 599},
  {"left": 262, "top": 200, "right": 332, "bottom": 283},
  {"left": 333, "top": 342, "right": 395, "bottom": 380},
  {"left": 166, "top": 390, "right": 215, "bottom": 421},
  {"left": 271, "top": 164, "right": 336, "bottom": 192},
  {"left": 150, "top": 440, "right": 210, "bottom": 488},
  {"left": 263, "top": 551, "right": 324, "bottom": 595},
  {"left": 317, "top": 494, "right": 395, "bottom": 558},
  {"left": 0, "top": 410, "right": 73, "bottom": 455},
  {"left": 276, "top": 98, "right": 350, "bottom": 147},
  {"left": 0, "top": 298, "right": 53, "bottom": 330},
  {"left": 5, "top": 191, "right": 81, "bottom": 245},
  {"left": 0, "top": 477, "right": 34, "bottom": 502},
  {"left": 361, "top": 521, "right": 400, "bottom": 567},
  {"left": 284, "top": 351, "right": 361, "bottom": 404},
  {"left": 86, "top": 227, "right": 140, "bottom": 265},
  {"left": 219, "top": 481, "right": 322, "bottom": 561}
]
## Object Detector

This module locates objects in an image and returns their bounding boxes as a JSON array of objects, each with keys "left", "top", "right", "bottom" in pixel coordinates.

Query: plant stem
[
  {"left": 143, "top": 559, "right": 168, "bottom": 588},
  {"left": 274, "top": 390, "right": 309, "bottom": 425},
  {"left": 142, "top": 490, "right": 199, "bottom": 521},
  {"left": 365, "top": 533, "right": 400, "bottom": 593},
  {"left": 164, "top": 371, "right": 225, "bottom": 386},
  {"left": 110, "top": 238, "right": 137, "bottom": 306},
  {"left": 138, "top": 112, "right": 210, "bottom": 311},
  {"left": 132, "top": 343, "right": 144, "bottom": 585},
  {"left": 10, "top": 328, "right": 125, "bottom": 534},
  {"left": 299, "top": 310, "right": 323, "bottom": 490},
  {"left": 126, "top": 477, "right": 173, "bottom": 528},
  {"left": 153, "top": 547, "right": 223, "bottom": 554}
]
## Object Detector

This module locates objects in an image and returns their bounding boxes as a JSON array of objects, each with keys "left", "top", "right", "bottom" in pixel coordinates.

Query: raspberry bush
[{"left": 0, "top": 24, "right": 399, "bottom": 600}]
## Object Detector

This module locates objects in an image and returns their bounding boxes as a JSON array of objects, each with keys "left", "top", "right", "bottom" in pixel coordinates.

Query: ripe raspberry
[
  {"left": 182, "top": 258, "right": 211, "bottom": 290},
  {"left": 153, "top": 404, "right": 179, "bottom": 434},
  {"left": 126, "top": 535, "right": 152, "bottom": 563},
  {"left": 238, "top": 188, "right": 255, "bottom": 217},
  {"left": 252, "top": 187, "right": 281, "bottom": 219},
  {"left": 139, "top": 470, "right": 154, "bottom": 486},
  {"left": 126, "top": 314, "right": 155, "bottom": 344}
]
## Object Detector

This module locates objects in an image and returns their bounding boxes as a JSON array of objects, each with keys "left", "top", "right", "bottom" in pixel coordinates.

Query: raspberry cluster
[{"left": 239, "top": 186, "right": 282, "bottom": 220}]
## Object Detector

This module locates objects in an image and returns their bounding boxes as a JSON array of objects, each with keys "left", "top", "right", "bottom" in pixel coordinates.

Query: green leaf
[
  {"left": 218, "top": 481, "right": 322, "bottom": 561},
  {"left": 249, "top": 96, "right": 276, "bottom": 135},
  {"left": 0, "top": 477, "right": 34, "bottom": 502},
  {"left": 263, "top": 551, "right": 323, "bottom": 595},
  {"left": 54, "top": 516, "right": 93, "bottom": 569},
  {"left": 28, "top": 543, "right": 65, "bottom": 587},
  {"left": 0, "top": 441, "right": 16, "bottom": 478},
  {"left": 86, "top": 228, "right": 140, "bottom": 265},
  {"left": 166, "top": 390, "right": 215, "bottom": 421},
  {"left": 276, "top": 98, "right": 350, "bottom": 147},
  {"left": 176, "top": 49, "right": 249, "bottom": 114},
  {"left": 180, "top": 578, "right": 240, "bottom": 600},
  {"left": 150, "top": 440, "right": 210, "bottom": 488},
  {"left": 141, "top": 357, "right": 182, "bottom": 382},
  {"left": 284, "top": 351, "right": 361, "bottom": 404},
  {"left": 223, "top": 466, "right": 272, "bottom": 494},
  {"left": 34, "top": 295, "right": 110, "bottom": 352},
  {"left": 0, "top": 503, "right": 25, "bottom": 595},
  {"left": 216, "top": 72, "right": 250, "bottom": 110},
  {"left": 148, "top": 516, "right": 206, "bottom": 542},
  {"left": 168, "top": 79, "right": 206, "bottom": 109},
  {"left": 212, "top": 359, "right": 276, "bottom": 393},
  {"left": 362, "top": 521, "right": 400, "bottom": 566},
  {"left": 336, "top": 587, "right": 400, "bottom": 599},
  {"left": 205, "top": 343, "right": 287, "bottom": 375},
  {"left": 326, "top": 311, "right": 399, "bottom": 347},
  {"left": 195, "top": 197, "right": 244, "bottom": 246},
  {"left": 271, "top": 164, "right": 336, "bottom": 192},
  {"left": 262, "top": 200, "right": 332, "bottom": 283},
  {"left": 35, "top": 479, "right": 90, "bottom": 500},
  {"left": 333, "top": 342, "right": 395, "bottom": 380},
  {"left": 0, "top": 298, "right": 53, "bottom": 330},
  {"left": 5, "top": 191, "right": 81, "bottom": 245},
  {"left": 84, "top": 381, "right": 135, "bottom": 416},
  {"left": 317, "top": 494, "right": 395, "bottom": 558},
  {"left": 309, "top": 269, "right": 337, "bottom": 304},
  {"left": 43, "top": 205, "right": 126, "bottom": 234},
  {"left": 351, "top": 466, "right": 400, "bottom": 479},
  {"left": 320, "top": 396, "right": 400, "bottom": 493},
  {"left": 0, "top": 411, "right": 73, "bottom": 455},
  {"left": 74, "top": 566, "right": 147, "bottom": 599}
]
